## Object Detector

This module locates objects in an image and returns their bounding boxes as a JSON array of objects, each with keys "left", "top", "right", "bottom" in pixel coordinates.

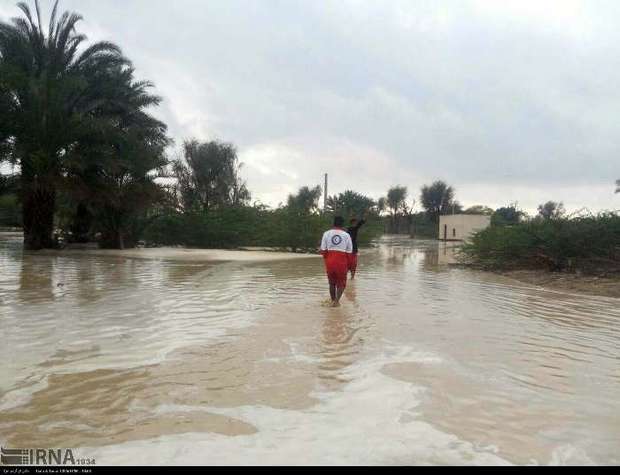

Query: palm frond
[
  {"left": 73, "top": 41, "right": 123, "bottom": 67},
  {"left": 16, "top": 2, "right": 36, "bottom": 32},
  {"left": 33, "top": 0, "right": 44, "bottom": 38},
  {"left": 11, "top": 17, "right": 34, "bottom": 39},
  {"left": 52, "top": 10, "right": 69, "bottom": 44},
  {"left": 60, "top": 34, "right": 85, "bottom": 68},
  {"left": 48, "top": 0, "right": 59, "bottom": 40},
  {"left": 55, "top": 12, "right": 83, "bottom": 53},
  {"left": 132, "top": 80, "right": 154, "bottom": 91}
]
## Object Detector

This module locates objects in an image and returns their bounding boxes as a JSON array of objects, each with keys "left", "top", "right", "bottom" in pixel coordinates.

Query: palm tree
[
  {"left": 63, "top": 66, "right": 171, "bottom": 248},
  {"left": 0, "top": 82, "right": 11, "bottom": 161},
  {"left": 616, "top": 179, "right": 619, "bottom": 193},
  {"left": 384, "top": 185, "right": 408, "bottom": 233},
  {"left": 286, "top": 185, "right": 322, "bottom": 214},
  {"left": 0, "top": 0, "right": 128, "bottom": 249},
  {"left": 326, "top": 190, "right": 376, "bottom": 218}
]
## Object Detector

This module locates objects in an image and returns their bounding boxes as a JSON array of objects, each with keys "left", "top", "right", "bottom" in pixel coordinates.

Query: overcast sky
[{"left": 1, "top": 0, "right": 619, "bottom": 213}]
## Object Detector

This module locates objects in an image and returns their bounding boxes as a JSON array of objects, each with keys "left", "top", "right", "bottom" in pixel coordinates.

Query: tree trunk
[
  {"left": 69, "top": 202, "right": 93, "bottom": 243},
  {"left": 22, "top": 183, "right": 56, "bottom": 250},
  {"left": 99, "top": 229, "right": 125, "bottom": 249}
]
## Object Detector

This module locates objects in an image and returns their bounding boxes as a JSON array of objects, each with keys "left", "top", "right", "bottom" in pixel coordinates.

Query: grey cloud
[{"left": 1, "top": 0, "right": 619, "bottom": 212}]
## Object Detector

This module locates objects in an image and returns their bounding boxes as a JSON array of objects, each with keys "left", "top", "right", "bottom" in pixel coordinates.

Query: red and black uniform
[{"left": 320, "top": 227, "right": 353, "bottom": 289}]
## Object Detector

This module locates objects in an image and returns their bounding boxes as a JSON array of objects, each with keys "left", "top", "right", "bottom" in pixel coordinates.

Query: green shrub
[
  {"left": 460, "top": 212, "right": 620, "bottom": 273},
  {"left": 142, "top": 206, "right": 383, "bottom": 252},
  {"left": 0, "top": 194, "right": 22, "bottom": 227}
]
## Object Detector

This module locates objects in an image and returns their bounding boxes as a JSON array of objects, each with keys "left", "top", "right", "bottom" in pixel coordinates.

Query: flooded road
[{"left": 0, "top": 233, "right": 618, "bottom": 465}]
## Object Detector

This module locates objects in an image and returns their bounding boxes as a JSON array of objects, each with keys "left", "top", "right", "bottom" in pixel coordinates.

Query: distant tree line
[
  {"left": 143, "top": 141, "right": 387, "bottom": 252},
  {"left": 148, "top": 151, "right": 390, "bottom": 251},
  {"left": 370, "top": 181, "right": 458, "bottom": 236}
]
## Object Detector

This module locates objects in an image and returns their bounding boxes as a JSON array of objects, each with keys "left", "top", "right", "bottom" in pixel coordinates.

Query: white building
[{"left": 438, "top": 214, "right": 491, "bottom": 242}]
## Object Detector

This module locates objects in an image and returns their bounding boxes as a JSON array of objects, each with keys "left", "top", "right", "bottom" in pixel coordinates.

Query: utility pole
[{"left": 324, "top": 173, "right": 328, "bottom": 213}]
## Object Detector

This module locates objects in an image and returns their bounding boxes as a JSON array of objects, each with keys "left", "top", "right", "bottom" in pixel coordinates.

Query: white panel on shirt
[{"left": 320, "top": 229, "right": 352, "bottom": 253}]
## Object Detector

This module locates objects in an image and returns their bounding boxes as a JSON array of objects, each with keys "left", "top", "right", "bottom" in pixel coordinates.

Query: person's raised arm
[{"left": 357, "top": 212, "right": 367, "bottom": 229}]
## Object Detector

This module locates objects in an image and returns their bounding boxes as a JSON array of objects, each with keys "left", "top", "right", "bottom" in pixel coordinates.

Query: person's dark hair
[{"left": 334, "top": 216, "right": 345, "bottom": 227}]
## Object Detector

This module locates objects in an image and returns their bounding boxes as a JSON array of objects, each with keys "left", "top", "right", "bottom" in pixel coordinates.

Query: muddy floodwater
[{"left": 0, "top": 233, "right": 618, "bottom": 465}]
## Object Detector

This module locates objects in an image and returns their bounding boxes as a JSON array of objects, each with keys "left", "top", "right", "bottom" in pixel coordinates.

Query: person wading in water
[
  {"left": 346, "top": 214, "right": 366, "bottom": 280},
  {"left": 320, "top": 216, "right": 353, "bottom": 307}
]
